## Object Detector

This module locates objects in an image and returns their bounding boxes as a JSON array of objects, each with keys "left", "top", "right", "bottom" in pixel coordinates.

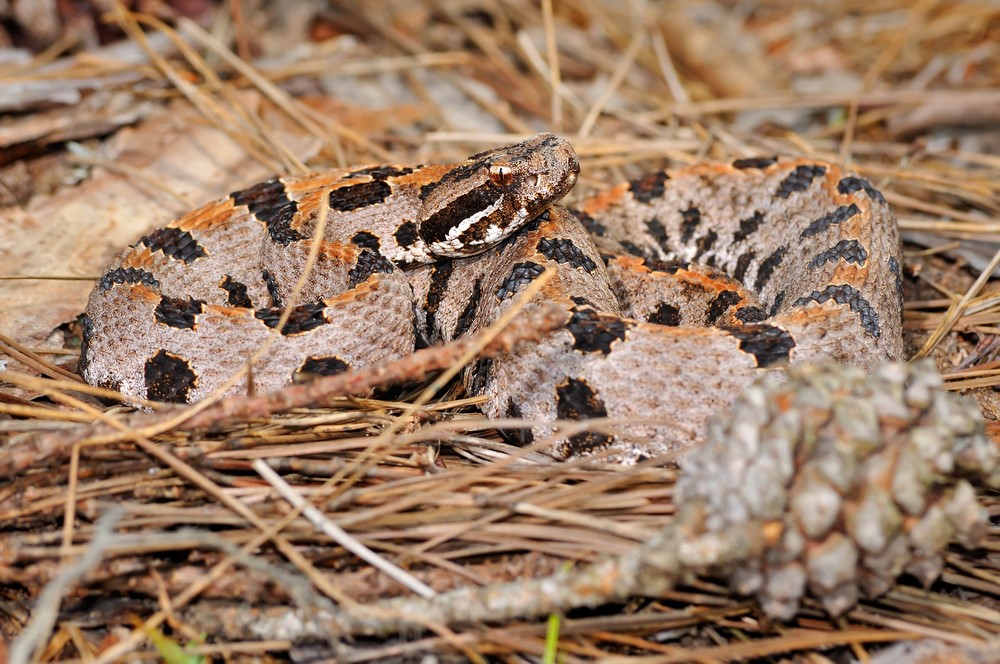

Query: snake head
[{"left": 419, "top": 133, "right": 580, "bottom": 258}]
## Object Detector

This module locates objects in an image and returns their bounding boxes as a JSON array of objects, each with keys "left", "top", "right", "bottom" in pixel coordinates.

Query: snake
[{"left": 79, "top": 133, "right": 904, "bottom": 461}]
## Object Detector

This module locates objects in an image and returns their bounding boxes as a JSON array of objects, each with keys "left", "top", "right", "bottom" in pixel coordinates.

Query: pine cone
[{"left": 676, "top": 361, "right": 998, "bottom": 620}]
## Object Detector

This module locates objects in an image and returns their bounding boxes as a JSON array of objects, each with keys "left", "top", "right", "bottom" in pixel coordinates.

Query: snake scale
[{"left": 79, "top": 133, "right": 904, "bottom": 461}]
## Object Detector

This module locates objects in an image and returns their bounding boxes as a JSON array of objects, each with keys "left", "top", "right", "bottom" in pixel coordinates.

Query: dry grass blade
[
  {"left": 252, "top": 459, "right": 436, "bottom": 597},
  {"left": 2, "top": 1, "right": 1000, "bottom": 662}
]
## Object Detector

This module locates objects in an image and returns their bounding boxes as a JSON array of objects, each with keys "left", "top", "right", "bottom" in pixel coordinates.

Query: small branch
[
  {"left": 318, "top": 521, "right": 767, "bottom": 638},
  {"left": 253, "top": 459, "right": 436, "bottom": 598}
]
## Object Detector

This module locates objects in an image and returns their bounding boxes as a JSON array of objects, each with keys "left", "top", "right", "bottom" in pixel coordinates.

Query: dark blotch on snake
[
  {"left": 732, "top": 157, "right": 778, "bottom": 170},
  {"left": 680, "top": 207, "right": 702, "bottom": 244},
  {"left": 628, "top": 171, "right": 669, "bottom": 203},
  {"left": 231, "top": 179, "right": 304, "bottom": 246},
  {"left": 220, "top": 275, "right": 253, "bottom": 307},
  {"left": 809, "top": 239, "right": 868, "bottom": 268},
  {"left": 706, "top": 290, "right": 743, "bottom": 326},
  {"left": 776, "top": 164, "right": 827, "bottom": 199},
  {"left": 348, "top": 249, "right": 395, "bottom": 287},
  {"left": 262, "top": 268, "right": 281, "bottom": 306},
  {"left": 144, "top": 349, "right": 198, "bottom": 403},
  {"left": 297, "top": 355, "right": 350, "bottom": 377},
  {"left": 648, "top": 302, "right": 681, "bottom": 326},
  {"left": 537, "top": 237, "right": 597, "bottom": 272},
  {"left": 556, "top": 377, "right": 613, "bottom": 454},
  {"left": 454, "top": 277, "right": 483, "bottom": 338},
  {"left": 800, "top": 204, "right": 861, "bottom": 238},
  {"left": 139, "top": 227, "right": 206, "bottom": 264},
  {"left": 733, "top": 212, "right": 764, "bottom": 243},
  {"left": 566, "top": 307, "right": 628, "bottom": 354},
  {"left": 154, "top": 296, "right": 204, "bottom": 330},
  {"left": 723, "top": 324, "right": 796, "bottom": 368},
  {"left": 351, "top": 231, "right": 381, "bottom": 252},
  {"left": 754, "top": 246, "right": 787, "bottom": 292},
  {"left": 792, "top": 284, "right": 881, "bottom": 338},
  {"left": 98, "top": 267, "right": 159, "bottom": 292},
  {"left": 837, "top": 176, "right": 886, "bottom": 205},
  {"left": 394, "top": 221, "right": 420, "bottom": 248},
  {"left": 254, "top": 301, "right": 330, "bottom": 335},
  {"left": 495, "top": 261, "right": 545, "bottom": 301},
  {"left": 424, "top": 262, "right": 454, "bottom": 337},
  {"left": 328, "top": 180, "right": 392, "bottom": 212},
  {"left": 733, "top": 251, "right": 755, "bottom": 284}
]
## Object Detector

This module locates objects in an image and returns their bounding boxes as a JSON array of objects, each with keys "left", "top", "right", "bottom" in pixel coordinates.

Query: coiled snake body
[{"left": 80, "top": 134, "right": 903, "bottom": 461}]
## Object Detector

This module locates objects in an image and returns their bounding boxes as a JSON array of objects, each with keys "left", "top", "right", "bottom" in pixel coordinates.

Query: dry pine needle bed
[{"left": 1, "top": 1, "right": 999, "bottom": 662}]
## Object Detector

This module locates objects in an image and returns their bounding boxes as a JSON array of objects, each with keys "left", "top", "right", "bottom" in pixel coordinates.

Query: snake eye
[{"left": 489, "top": 164, "right": 515, "bottom": 187}]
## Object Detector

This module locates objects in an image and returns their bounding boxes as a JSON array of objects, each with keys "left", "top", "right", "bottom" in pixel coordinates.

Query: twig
[
  {"left": 330, "top": 520, "right": 767, "bottom": 637},
  {"left": 253, "top": 459, "right": 436, "bottom": 598},
  {"left": 10, "top": 508, "right": 124, "bottom": 664}
]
